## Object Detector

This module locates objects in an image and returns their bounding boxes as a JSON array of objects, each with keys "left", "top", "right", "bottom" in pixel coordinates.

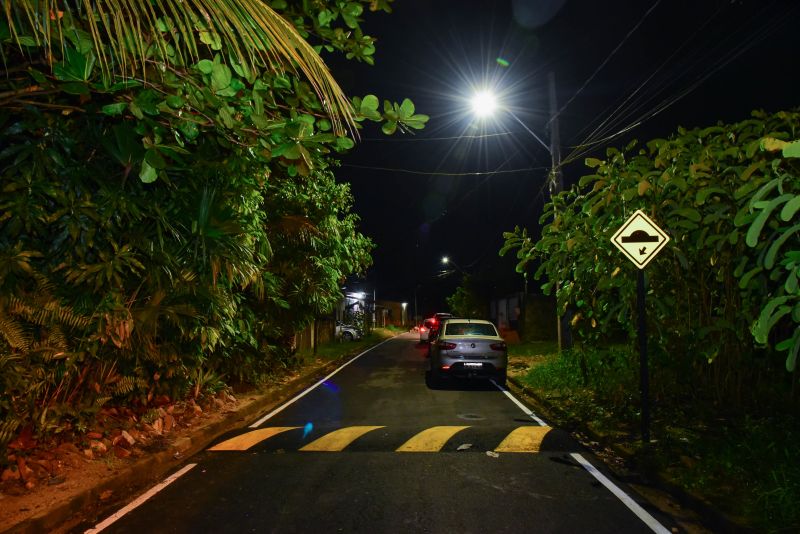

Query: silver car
[{"left": 427, "top": 319, "right": 507, "bottom": 387}]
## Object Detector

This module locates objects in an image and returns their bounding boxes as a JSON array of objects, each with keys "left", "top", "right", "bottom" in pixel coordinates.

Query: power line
[
  {"left": 359, "top": 132, "right": 515, "bottom": 142},
  {"left": 547, "top": 0, "right": 663, "bottom": 127},
  {"left": 561, "top": 1, "right": 796, "bottom": 168},
  {"left": 568, "top": 5, "right": 721, "bottom": 148},
  {"left": 341, "top": 164, "right": 549, "bottom": 176}
]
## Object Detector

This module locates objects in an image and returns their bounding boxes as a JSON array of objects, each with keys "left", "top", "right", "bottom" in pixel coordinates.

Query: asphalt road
[{"left": 82, "top": 333, "right": 676, "bottom": 533}]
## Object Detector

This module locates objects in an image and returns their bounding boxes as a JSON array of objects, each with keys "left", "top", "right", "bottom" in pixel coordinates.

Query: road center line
[
  {"left": 249, "top": 336, "right": 396, "bottom": 428},
  {"left": 571, "top": 453, "right": 671, "bottom": 534},
  {"left": 85, "top": 463, "right": 197, "bottom": 533}
]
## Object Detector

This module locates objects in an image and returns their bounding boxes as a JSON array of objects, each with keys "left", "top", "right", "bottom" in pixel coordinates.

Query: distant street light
[
  {"left": 441, "top": 255, "right": 465, "bottom": 274},
  {"left": 401, "top": 302, "right": 408, "bottom": 326}
]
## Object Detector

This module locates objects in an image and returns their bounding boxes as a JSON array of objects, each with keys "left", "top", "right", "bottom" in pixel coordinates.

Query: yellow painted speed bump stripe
[
  {"left": 209, "top": 427, "right": 300, "bottom": 451},
  {"left": 300, "top": 426, "right": 385, "bottom": 452},
  {"left": 396, "top": 426, "right": 470, "bottom": 452},
  {"left": 494, "top": 426, "right": 552, "bottom": 452}
]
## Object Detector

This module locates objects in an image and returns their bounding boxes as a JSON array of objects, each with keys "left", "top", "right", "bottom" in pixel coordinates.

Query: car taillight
[
  {"left": 420, "top": 327, "right": 427, "bottom": 332},
  {"left": 490, "top": 342, "right": 507, "bottom": 351},
  {"left": 438, "top": 341, "right": 456, "bottom": 350}
]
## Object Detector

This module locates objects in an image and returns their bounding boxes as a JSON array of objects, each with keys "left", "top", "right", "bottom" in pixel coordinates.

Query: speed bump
[
  {"left": 299, "top": 425, "right": 385, "bottom": 452},
  {"left": 396, "top": 426, "right": 470, "bottom": 452},
  {"left": 494, "top": 426, "right": 552, "bottom": 452},
  {"left": 209, "top": 427, "right": 300, "bottom": 451},
  {"left": 209, "top": 425, "right": 556, "bottom": 453}
]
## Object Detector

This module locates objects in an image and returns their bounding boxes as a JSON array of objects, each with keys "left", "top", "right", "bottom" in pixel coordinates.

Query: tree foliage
[
  {"left": 446, "top": 276, "right": 489, "bottom": 319},
  {"left": 501, "top": 109, "right": 800, "bottom": 405},
  {"left": 0, "top": 0, "right": 427, "bottom": 451}
]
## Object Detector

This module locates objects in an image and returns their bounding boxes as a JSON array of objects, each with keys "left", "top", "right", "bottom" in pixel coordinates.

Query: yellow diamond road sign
[{"left": 611, "top": 210, "right": 670, "bottom": 269}]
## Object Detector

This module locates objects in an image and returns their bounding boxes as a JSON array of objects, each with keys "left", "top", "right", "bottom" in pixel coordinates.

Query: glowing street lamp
[
  {"left": 470, "top": 90, "right": 498, "bottom": 118},
  {"left": 469, "top": 88, "right": 551, "bottom": 156},
  {"left": 468, "top": 76, "right": 565, "bottom": 351},
  {"left": 441, "top": 256, "right": 465, "bottom": 274}
]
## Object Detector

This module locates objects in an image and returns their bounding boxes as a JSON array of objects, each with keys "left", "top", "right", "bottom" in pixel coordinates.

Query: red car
[{"left": 419, "top": 313, "right": 453, "bottom": 343}]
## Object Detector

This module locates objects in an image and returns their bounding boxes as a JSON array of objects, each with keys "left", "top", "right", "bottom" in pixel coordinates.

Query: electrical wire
[
  {"left": 341, "top": 163, "right": 549, "bottom": 177},
  {"left": 568, "top": 5, "right": 721, "bottom": 149},
  {"left": 546, "top": 0, "right": 663, "bottom": 128},
  {"left": 358, "top": 131, "right": 515, "bottom": 142},
  {"left": 560, "top": 1, "right": 797, "bottom": 168}
]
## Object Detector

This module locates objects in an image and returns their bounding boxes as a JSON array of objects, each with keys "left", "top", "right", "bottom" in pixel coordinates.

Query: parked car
[
  {"left": 336, "top": 321, "right": 362, "bottom": 342},
  {"left": 419, "top": 318, "right": 435, "bottom": 343},
  {"left": 427, "top": 318, "right": 507, "bottom": 387},
  {"left": 420, "top": 313, "right": 452, "bottom": 344}
]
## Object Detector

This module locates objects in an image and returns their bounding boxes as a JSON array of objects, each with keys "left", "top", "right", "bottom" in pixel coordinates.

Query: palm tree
[{"left": 2, "top": 0, "right": 355, "bottom": 135}]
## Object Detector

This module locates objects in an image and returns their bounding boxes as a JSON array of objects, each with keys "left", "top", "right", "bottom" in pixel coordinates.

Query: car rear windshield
[{"left": 443, "top": 323, "right": 497, "bottom": 336}]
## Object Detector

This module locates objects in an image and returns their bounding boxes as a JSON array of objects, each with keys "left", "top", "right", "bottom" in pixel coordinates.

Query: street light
[
  {"left": 470, "top": 90, "right": 498, "bottom": 118},
  {"left": 468, "top": 76, "right": 565, "bottom": 351},
  {"left": 468, "top": 80, "right": 561, "bottom": 194},
  {"left": 401, "top": 302, "right": 408, "bottom": 327},
  {"left": 441, "top": 256, "right": 465, "bottom": 275}
]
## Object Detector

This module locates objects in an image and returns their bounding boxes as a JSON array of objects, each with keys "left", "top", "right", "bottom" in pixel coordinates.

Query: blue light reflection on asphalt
[
  {"left": 303, "top": 422, "right": 313, "bottom": 439},
  {"left": 322, "top": 380, "right": 340, "bottom": 393}
]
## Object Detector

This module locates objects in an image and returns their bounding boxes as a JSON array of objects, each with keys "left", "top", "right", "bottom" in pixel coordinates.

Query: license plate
[{"left": 464, "top": 362, "right": 482, "bottom": 368}]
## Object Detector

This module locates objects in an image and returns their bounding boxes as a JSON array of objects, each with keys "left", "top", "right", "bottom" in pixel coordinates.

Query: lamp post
[
  {"left": 401, "top": 302, "right": 408, "bottom": 327},
  {"left": 441, "top": 255, "right": 465, "bottom": 275},
  {"left": 470, "top": 73, "right": 564, "bottom": 351}
]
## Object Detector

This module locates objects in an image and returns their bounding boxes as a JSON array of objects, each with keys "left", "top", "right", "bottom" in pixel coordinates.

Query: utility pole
[
  {"left": 547, "top": 71, "right": 569, "bottom": 353},
  {"left": 548, "top": 71, "right": 562, "bottom": 196},
  {"left": 548, "top": 71, "right": 564, "bottom": 353}
]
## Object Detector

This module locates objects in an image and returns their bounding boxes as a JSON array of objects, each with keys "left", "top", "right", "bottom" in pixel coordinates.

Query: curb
[
  {"left": 506, "top": 376, "right": 753, "bottom": 534},
  {"left": 5, "top": 338, "right": 392, "bottom": 534}
]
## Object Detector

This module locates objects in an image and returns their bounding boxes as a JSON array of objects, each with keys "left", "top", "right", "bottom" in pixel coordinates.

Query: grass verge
[
  {"left": 509, "top": 343, "right": 800, "bottom": 533},
  {"left": 296, "top": 327, "right": 397, "bottom": 363}
]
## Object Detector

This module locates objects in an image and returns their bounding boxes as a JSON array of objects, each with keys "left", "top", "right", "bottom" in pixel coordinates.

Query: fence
[{"left": 294, "top": 319, "right": 336, "bottom": 353}]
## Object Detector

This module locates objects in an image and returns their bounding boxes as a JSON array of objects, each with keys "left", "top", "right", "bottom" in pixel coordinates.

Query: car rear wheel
[
  {"left": 342, "top": 331, "right": 353, "bottom": 342},
  {"left": 426, "top": 368, "right": 442, "bottom": 389},
  {"left": 495, "top": 371, "right": 507, "bottom": 387}
]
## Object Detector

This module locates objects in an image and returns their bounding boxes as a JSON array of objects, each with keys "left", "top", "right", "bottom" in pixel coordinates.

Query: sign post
[{"left": 611, "top": 210, "right": 669, "bottom": 444}]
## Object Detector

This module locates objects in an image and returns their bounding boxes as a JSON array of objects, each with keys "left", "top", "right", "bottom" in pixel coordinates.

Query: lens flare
[{"left": 303, "top": 422, "right": 314, "bottom": 438}]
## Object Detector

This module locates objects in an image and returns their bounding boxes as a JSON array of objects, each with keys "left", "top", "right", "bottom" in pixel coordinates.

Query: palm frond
[
  {"left": 4, "top": 0, "right": 356, "bottom": 135},
  {"left": 0, "top": 309, "right": 32, "bottom": 350},
  {"left": 269, "top": 214, "right": 321, "bottom": 243}
]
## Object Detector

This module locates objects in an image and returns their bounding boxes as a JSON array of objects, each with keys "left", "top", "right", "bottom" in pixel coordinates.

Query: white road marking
[
  {"left": 496, "top": 380, "right": 671, "bottom": 532},
  {"left": 85, "top": 463, "right": 197, "bottom": 533},
  {"left": 570, "top": 453, "right": 671, "bottom": 533},
  {"left": 491, "top": 380, "right": 548, "bottom": 426},
  {"left": 249, "top": 336, "right": 396, "bottom": 428}
]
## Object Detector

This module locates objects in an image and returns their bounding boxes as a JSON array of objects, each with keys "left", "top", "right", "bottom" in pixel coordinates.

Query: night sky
[{"left": 329, "top": 0, "right": 799, "bottom": 316}]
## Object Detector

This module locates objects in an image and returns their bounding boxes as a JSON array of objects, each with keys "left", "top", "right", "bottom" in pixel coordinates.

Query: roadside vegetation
[
  {"left": 0, "top": 0, "right": 427, "bottom": 476},
  {"left": 296, "top": 328, "right": 396, "bottom": 363},
  {"left": 510, "top": 343, "right": 800, "bottom": 532},
  {"left": 502, "top": 109, "right": 800, "bottom": 532}
]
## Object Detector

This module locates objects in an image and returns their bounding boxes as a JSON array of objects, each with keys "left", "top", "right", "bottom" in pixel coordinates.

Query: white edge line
[
  {"left": 85, "top": 463, "right": 197, "bottom": 533},
  {"left": 249, "top": 336, "right": 396, "bottom": 428},
  {"left": 570, "top": 453, "right": 671, "bottom": 534},
  {"left": 492, "top": 380, "right": 548, "bottom": 426}
]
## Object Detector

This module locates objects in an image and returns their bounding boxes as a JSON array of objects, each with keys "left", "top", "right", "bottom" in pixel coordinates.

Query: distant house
[{"left": 375, "top": 300, "right": 405, "bottom": 327}]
